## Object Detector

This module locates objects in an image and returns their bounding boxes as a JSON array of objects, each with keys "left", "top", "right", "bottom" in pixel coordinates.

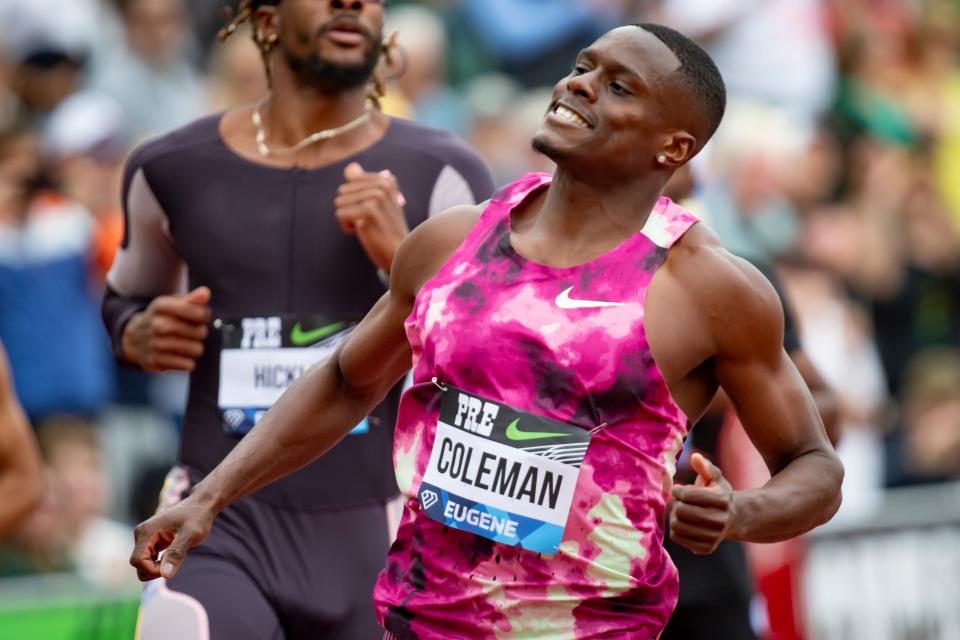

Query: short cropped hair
[{"left": 635, "top": 23, "right": 727, "bottom": 141}]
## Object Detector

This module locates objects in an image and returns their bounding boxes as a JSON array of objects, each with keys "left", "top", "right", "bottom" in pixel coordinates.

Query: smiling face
[
  {"left": 532, "top": 26, "right": 700, "bottom": 181},
  {"left": 261, "top": 0, "right": 386, "bottom": 92}
]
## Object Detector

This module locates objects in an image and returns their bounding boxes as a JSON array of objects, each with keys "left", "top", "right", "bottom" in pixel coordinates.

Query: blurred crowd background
[{"left": 0, "top": 0, "right": 958, "bottom": 638}]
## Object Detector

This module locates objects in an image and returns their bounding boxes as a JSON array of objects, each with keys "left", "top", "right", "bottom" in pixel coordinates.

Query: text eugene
[
  {"left": 443, "top": 500, "right": 519, "bottom": 538},
  {"left": 435, "top": 438, "right": 563, "bottom": 510}
]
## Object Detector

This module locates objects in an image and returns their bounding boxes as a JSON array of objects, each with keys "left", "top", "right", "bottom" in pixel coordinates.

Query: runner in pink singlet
[
  {"left": 374, "top": 173, "right": 697, "bottom": 639},
  {"left": 131, "top": 24, "right": 843, "bottom": 640}
]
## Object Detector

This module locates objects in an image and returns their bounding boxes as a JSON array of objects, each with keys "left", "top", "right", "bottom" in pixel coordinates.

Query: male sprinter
[
  {"left": 131, "top": 24, "right": 842, "bottom": 639},
  {"left": 103, "top": 1, "right": 493, "bottom": 638}
]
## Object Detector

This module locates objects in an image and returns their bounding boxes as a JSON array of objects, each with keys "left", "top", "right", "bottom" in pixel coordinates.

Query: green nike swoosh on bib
[
  {"left": 290, "top": 321, "right": 347, "bottom": 346},
  {"left": 504, "top": 418, "right": 567, "bottom": 441}
]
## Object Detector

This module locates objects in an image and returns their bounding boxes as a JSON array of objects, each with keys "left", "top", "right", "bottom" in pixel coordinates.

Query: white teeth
[{"left": 554, "top": 105, "right": 589, "bottom": 128}]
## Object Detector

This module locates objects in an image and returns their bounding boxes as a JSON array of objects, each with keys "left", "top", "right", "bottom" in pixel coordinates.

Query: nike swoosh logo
[
  {"left": 504, "top": 419, "right": 567, "bottom": 441},
  {"left": 555, "top": 287, "right": 625, "bottom": 310},
  {"left": 290, "top": 321, "right": 347, "bottom": 346}
]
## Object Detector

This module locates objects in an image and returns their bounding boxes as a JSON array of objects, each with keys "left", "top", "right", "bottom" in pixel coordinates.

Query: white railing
[{"left": 803, "top": 482, "right": 960, "bottom": 640}]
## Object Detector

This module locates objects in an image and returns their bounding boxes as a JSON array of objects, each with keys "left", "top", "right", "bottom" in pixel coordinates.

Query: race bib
[
  {"left": 418, "top": 385, "right": 591, "bottom": 555},
  {"left": 216, "top": 314, "right": 367, "bottom": 437}
]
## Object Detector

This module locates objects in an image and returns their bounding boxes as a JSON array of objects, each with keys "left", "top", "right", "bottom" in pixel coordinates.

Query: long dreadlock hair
[{"left": 218, "top": 0, "right": 398, "bottom": 108}]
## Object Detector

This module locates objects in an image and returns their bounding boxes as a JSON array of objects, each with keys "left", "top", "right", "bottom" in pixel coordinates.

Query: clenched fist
[
  {"left": 122, "top": 286, "right": 212, "bottom": 372},
  {"left": 334, "top": 162, "right": 409, "bottom": 272},
  {"left": 669, "top": 453, "right": 739, "bottom": 555}
]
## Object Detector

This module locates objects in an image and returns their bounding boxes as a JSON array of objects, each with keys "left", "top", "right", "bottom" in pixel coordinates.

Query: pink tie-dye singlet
[{"left": 374, "top": 173, "right": 699, "bottom": 639}]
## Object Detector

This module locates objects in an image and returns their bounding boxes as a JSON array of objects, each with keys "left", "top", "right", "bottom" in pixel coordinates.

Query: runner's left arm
[
  {"left": 101, "top": 150, "right": 210, "bottom": 371},
  {"left": 669, "top": 255, "right": 843, "bottom": 554},
  {"left": 129, "top": 204, "right": 483, "bottom": 581}
]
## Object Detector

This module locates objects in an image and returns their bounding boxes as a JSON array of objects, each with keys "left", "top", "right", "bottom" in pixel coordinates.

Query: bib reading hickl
[
  {"left": 217, "top": 314, "right": 367, "bottom": 436},
  {"left": 418, "top": 386, "right": 592, "bottom": 555}
]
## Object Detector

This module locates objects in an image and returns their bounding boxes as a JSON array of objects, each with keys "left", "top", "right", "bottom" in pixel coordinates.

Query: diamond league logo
[
  {"left": 222, "top": 409, "right": 246, "bottom": 429},
  {"left": 420, "top": 489, "right": 439, "bottom": 510}
]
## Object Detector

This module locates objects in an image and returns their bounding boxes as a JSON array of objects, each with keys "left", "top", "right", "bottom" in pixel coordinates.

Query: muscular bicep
[
  {"left": 337, "top": 202, "right": 481, "bottom": 397},
  {"left": 711, "top": 265, "right": 830, "bottom": 474},
  {"left": 337, "top": 290, "right": 414, "bottom": 399},
  {"left": 717, "top": 349, "right": 828, "bottom": 472}
]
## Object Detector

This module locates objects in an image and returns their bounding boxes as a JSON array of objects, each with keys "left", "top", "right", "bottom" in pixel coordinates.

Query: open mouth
[
  {"left": 324, "top": 19, "right": 368, "bottom": 46},
  {"left": 551, "top": 103, "right": 592, "bottom": 129}
]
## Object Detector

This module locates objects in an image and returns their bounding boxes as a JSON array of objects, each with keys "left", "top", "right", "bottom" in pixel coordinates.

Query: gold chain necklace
[{"left": 252, "top": 101, "right": 373, "bottom": 157}]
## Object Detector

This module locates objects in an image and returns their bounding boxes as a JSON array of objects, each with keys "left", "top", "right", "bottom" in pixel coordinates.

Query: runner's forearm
[
  {"left": 101, "top": 285, "right": 150, "bottom": 364},
  {"left": 189, "top": 354, "right": 383, "bottom": 513},
  {"left": 729, "top": 448, "right": 842, "bottom": 543}
]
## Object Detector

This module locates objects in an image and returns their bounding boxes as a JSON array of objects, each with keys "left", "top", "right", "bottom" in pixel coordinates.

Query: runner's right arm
[
  {"left": 130, "top": 204, "right": 482, "bottom": 581},
  {"left": 101, "top": 156, "right": 211, "bottom": 371},
  {"left": 0, "top": 342, "right": 43, "bottom": 539}
]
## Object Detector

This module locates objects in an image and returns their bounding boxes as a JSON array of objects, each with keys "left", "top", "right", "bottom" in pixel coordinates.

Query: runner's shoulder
[
  {"left": 383, "top": 118, "right": 492, "bottom": 181},
  {"left": 666, "top": 223, "right": 783, "bottom": 345},
  {"left": 392, "top": 203, "right": 486, "bottom": 295},
  {"left": 124, "top": 114, "right": 224, "bottom": 178}
]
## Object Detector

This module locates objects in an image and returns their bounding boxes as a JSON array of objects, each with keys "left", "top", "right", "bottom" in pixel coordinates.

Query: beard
[
  {"left": 284, "top": 32, "right": 382, "bottom": 94},
  {"left": 531, "top": 134, "right": 566, "bottom": 162}
]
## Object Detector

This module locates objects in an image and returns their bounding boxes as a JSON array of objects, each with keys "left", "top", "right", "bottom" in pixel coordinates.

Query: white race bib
[
  {"left": 216, "top": 315, "right": 366, "bottom": 437},
  {"left": 418, "top": 385, "right": 592, "bottom": 555}
]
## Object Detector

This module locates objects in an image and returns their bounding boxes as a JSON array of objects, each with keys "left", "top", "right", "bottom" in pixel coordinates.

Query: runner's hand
[
  {"left": 334, "top": 162, "right": 409, "bottom": 272},
  {"left": 669, "top": 453, "right": 738, "bottom": 555},
  {"left": 131, "top": 494, "right": 215, "bottom": 581},
  {"left": 122, "top": 286, "right": 212, "bottom": 372}
]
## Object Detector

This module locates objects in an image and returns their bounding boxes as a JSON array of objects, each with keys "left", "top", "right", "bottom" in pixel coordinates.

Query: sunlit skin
[
  {"left": 533, "top": 29, "right": 698, "bottom": 187},
  {"left": 131, "top": 26, "right": 841, "bottom": 581}
]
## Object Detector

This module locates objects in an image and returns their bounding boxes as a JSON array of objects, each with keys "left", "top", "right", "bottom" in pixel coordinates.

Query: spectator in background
[
  {"left": 89, "top": 0, "right": 207, "bottom": 140},
  {"left": 384, "top": 5, "right": 471, "bottom": 136},
  {"left": 776, "top": 258, "right": 888, "bottom": 519},
  {"left": 898, "top": 348, "right": 960, "bottom": 483},
  {"left": 43, "top": 91, "right": 129, "bottom": 280},
  {"left": 384, "top": 5, "right": 470, "bottom": 135},
  {"left": 652, "top": 0, "right": 836, "bottom": 131},
  {"left": 0, "top": 123, "right": 113, "bottom": 423},
  {"left": 0, "top": 418, "right": 132, "bottom": 588},
  {"left": 465, "top": 77, "right": 555, "bottom": 183},
  {"left": 0, "top": 472, "right": 69, "bottom": 577},
  {"left": 2, "top": 27, "right": 86, "bottom": 128},
  {"left": 805, "top": 141, "right": 960, "bottom": 401},
  {"left": 37, "top": 419, "right": 133, "bottom": 588},
  {"left": 0, "top": 340, "right": 43, "bottom": 540},
  {"left": 689, "top": 102, "right": 812, "bottom": 261},
  {"left": 464, "top": 74, "right": 523, "bottom": 182},
  {"left": 456, "top": 0, "right": 623, "bottom": 87}
]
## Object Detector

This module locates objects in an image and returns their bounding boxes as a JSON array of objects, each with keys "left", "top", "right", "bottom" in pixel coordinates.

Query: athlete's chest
[
  {"left": 155, "top": 164, "right": 433, "bottom": 313},
  {"left": 411, "top": 233, "right": 666, "bottom": 426}
]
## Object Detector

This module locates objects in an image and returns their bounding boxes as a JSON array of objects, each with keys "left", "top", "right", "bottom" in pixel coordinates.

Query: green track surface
[
  {"left": 0, "top": 573, "right": 140, "bottom": 640},
  {"left": 0, "top": 598, "right": 138, "bottom": 640}
]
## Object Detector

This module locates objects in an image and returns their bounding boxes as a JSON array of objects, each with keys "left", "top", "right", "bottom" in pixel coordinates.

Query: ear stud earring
[{"left": 657, "top": 154, "right": 667, "bottom": 164}]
